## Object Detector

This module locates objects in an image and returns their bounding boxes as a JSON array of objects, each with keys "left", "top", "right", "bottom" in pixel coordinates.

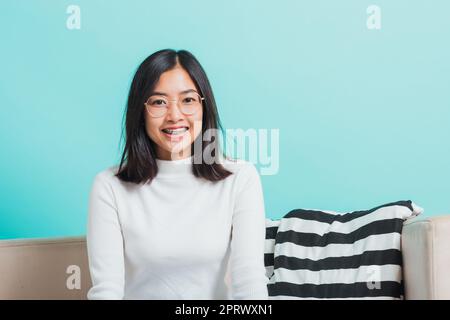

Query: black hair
[{"left": 116, "top": 49, "right": 232, "bottom": 184}]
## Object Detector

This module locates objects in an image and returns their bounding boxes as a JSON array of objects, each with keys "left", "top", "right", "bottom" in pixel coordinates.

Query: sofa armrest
[
  {"left": 0, "top": 236, "right": 91, "bottom": 299},
  {"left": 402, "top": 215, "right": 450, "bottom": 299}
]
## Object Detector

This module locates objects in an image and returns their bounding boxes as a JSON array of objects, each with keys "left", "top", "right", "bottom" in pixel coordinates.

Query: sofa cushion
[{"left": 265, "top": 200, "right": 423, "bottom": 299}]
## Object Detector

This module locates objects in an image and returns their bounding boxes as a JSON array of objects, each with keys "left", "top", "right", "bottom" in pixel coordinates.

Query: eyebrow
[{"left": 150, "top": 89, "right": 198, "bottom": 97}]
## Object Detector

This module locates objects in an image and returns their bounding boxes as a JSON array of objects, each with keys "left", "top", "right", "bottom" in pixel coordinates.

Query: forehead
[{"left": 153, "top": 67, "right": 197, "bottom": 94}]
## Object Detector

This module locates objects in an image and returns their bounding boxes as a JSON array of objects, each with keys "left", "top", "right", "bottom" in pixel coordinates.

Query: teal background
[{"left": 0, "top": 1, "right": 449, "bottom": 239}]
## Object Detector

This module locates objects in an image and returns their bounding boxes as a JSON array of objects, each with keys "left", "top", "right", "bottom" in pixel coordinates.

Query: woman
[{"left": 86, "top": 49, "right": 269, "bottom": 300}]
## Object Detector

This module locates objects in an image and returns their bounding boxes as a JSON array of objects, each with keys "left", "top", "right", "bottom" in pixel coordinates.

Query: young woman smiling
[{"left": 86, "top": 49, "right": 269, "bottom": 300}]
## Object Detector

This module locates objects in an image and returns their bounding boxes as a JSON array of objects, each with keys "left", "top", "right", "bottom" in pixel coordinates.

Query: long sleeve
[
  {"left": 229, "top": 163, "right": 269, "bottom": 299},
  {"left": 86, "top": 172, "right": 125, "bottom": 299}
]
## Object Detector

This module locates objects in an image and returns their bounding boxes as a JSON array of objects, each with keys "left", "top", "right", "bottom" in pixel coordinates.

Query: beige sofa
[{"left": 1, "top": 215, "right": 449, "bottom": 300}]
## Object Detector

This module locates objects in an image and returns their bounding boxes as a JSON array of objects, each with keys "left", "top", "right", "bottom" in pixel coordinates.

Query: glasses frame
[{"left": 144, "top": 92, "right": 205, "bottom": 118}]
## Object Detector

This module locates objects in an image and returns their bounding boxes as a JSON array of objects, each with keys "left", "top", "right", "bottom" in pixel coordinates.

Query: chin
[{"left": 163, "top": 141, "right": 191, "bottom": 155}]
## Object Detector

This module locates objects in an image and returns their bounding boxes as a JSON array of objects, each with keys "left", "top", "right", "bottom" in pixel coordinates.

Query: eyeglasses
[{"left": 144, "top": 92, "right": 204, "bottom": 118}]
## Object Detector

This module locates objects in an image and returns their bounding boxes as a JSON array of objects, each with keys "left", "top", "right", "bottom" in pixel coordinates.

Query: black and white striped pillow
[
  {"left": 264, "top": 218, "right": 280, "bottom": 280},
  {"left": 264, "top": 200, "right": 423, "bottom": 300}
]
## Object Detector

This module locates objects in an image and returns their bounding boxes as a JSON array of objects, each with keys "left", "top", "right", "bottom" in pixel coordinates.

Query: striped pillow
[
  {"left": 265, "top": 200, "right": 423, "bottom": 300},
  {"left": 264, "top": 218, "right": 280, "bottom": 280}
]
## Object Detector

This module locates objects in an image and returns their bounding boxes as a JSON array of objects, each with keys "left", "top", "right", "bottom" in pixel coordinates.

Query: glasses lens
[
  {"left": 179, "top": 92, "right": 202, "bottom": 115},
  {"left": 146, "top": 96, "right": 167, "bottom": 117}
]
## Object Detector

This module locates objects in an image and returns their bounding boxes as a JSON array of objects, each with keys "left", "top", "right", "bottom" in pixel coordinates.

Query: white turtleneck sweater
[{"left": 86, "top": 156, "right": 269, "bottom": 300}]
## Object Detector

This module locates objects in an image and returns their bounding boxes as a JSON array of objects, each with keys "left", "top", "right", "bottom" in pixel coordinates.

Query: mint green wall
[{"left": 1, "top": 1, "right": 449, "bottom": 239}]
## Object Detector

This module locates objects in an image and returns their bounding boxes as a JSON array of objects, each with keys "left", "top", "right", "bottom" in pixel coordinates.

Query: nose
[{"left": 165, "top": 101, "right": 184, "bottom": 122}]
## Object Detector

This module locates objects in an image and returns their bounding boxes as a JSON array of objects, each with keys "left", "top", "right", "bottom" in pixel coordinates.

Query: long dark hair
[{"left": 116, "top": 49, "right": 232, "bottom": 184}]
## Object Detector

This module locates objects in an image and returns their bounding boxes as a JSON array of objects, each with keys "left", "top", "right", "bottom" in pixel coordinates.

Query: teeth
[{"left": 162, "top": 127, "right": 188, "bottom": 135}]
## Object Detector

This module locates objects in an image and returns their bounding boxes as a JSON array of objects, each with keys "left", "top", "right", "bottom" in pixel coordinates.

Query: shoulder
[
  {"left": 94, "top": 165, "right": 120, "bottom": 180},
  {"left": 221, "top": 157, "right": 260, "bottom": 184},
  {"left": 222, "top": 157, "right": 255, "bottom": 173},
  {"left": 90, "top": 165, "right": 122, "bottom": 189},
  {"left": 221, "top": 158, "right": 263, "bottom": 200}
]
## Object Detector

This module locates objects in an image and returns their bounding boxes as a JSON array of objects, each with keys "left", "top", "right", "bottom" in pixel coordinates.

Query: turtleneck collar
[{"left": 155, "top": 155, "right": 194, "bottom": 177}]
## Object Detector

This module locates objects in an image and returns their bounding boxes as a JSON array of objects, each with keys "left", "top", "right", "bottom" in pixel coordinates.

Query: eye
[
  {"left": 151, "top": 99, "right": 167, "bottom": 106},
  {"left": 183, "top": 97, "right": 196, "bottom": 104}
]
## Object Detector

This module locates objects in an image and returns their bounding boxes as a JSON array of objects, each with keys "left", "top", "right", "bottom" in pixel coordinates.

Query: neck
[
  {"left": 155, "top": 155, "right": 194, "bottom": 177},
  {"left": 156, "top": 149, "right": 192, "bottom": 161}
]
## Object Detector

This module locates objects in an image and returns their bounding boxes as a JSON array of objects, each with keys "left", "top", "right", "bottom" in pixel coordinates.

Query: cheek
[
  {"left": 145, "top": 117, "right": 162, "bottom": 141},
  {"left": 189, "top": 112, "right": 203, "bottom": 139}
]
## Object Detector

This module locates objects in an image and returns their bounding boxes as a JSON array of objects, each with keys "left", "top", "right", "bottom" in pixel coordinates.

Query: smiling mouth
[{"left": 161, "top": 127, "right": 189, "bottom": 135}]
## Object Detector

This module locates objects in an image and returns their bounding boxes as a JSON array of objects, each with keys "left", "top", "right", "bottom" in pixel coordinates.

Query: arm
[
  {"left": 86, "top": 172, "right": 125, "bottom": 299},
  {"left": 229, "top": 163, "right": 269, "bottom": 299}
]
